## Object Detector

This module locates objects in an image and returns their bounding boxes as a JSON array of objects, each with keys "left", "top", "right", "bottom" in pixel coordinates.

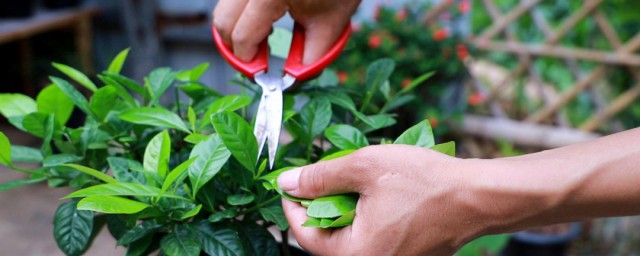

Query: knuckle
[{"left": 231, "top": 29, "right": 250, "bottom": 46}]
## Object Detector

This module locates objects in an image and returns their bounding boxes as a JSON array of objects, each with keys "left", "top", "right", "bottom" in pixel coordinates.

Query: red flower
[
  {"left": 395, "top": 9, "right": 408, "bottom": 22},
  {"left": 432, "top": 29, "right": 448, "bottom": 41},
  {"left": 401, "top": 78, "right": 412, "bottom": 89},
  {"left": 429, "top": 118, "right": 439, "bottom": 128},
  {"left": 368, "top": 34, "right": 382, "bottom": 49},
  {"left": 337, "top": 71, "right": 348, "bottom": 83},
  {"left": 351, "top": 23, "right": 362, "bottom": 32},
  {"left": 459, "top": 0, "right": 470, "bottom": 13},
  {"left": 468, "top": 92, "right": 485, "bottom": 106},
  {"left": 456, "top": 43, "right": 469, "bottom": 60}
]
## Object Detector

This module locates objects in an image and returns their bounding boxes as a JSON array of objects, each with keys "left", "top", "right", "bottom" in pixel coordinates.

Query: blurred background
[{"left": 1, "top": 0, "right": 639, "bottom": 255}]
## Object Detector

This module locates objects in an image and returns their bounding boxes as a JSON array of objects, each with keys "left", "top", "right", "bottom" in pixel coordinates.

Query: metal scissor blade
[
  {"left": 253, "top": 92, "right": 269, "bottom": 162},
  {"left": 266, "top": 85, "right": 283, "bottom": 169}
]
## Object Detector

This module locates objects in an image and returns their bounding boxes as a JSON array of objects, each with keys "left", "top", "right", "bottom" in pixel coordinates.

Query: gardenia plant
[{"left": 0, "top": 49, "right": 451, "bottom": 256}]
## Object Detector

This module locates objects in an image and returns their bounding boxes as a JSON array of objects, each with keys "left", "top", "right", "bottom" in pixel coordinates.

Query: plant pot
[
  {"left": 43, "top": 0, "right": 81, "bottom": 10},
  {"left": 500, "top": 223, "right": 581, "bottom": 256},
  {"left": 0, "top": 0, "right": 35, "bottom": 18}
]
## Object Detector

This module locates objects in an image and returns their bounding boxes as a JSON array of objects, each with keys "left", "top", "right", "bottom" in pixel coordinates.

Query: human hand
[
  {"left": 213, "top": 0, "right": 360, "bottom": 64},
  {"left": 277, "top": 145, "right": 492, "bottom": 255}
]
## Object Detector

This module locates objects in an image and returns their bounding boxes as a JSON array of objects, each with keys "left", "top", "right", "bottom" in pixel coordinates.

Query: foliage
[
  {"left": 0, "top": 49, "right": 453, "bottom": 255},
  {"left": 331, "top": 3, "right": 473, "bottom": 135}
]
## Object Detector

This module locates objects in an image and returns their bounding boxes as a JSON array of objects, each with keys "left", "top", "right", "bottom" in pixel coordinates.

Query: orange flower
[
  {"left": 401, "top": 78, "right": 412, "bottom": 88},
  {"left": 337, "top": 71, "right": 348, "bottom": 83},
  {"left": 456, "top": 43, "right": 469, "bottom": 60},
  {"left": 459, "top": 0, "right": 470, "bottom": 13},
  {"left": 432, "top": 29, "right": 448, "bottom": 41},
  {"left": 468, "top": 92, "right": 485, "bottom": 106},
  {"left": 368, "top": 34, "right": 382, "bottom": 49},
  {"left": 395, "top": 9, "right": 408, "bottom": 22}
]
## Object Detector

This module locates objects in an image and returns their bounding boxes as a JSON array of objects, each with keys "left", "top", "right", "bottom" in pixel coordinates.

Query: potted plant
[{"left": 0, "top": 49, "right": 453, "bottom": 255}]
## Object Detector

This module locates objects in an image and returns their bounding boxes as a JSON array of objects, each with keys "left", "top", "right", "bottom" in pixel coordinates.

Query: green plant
[{"left": 0, "top": 49, "right": 453, "bottom": 255}]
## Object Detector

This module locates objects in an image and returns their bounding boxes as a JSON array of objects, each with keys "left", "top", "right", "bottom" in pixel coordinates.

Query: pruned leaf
[
  {"left": 306, "top": 194, "right": 358, "bottom": 219},
  {"left": 188, "top": 134, "right": 231, "bottom": 196},
  {"left": 394, "top": 120, "right": 435, "bottom": 148},
  {"left": 319, "top": 150, "right": 356, "bottom": 162},
  {"left": 108, "top": 48, "right": 130, "bottom": 74},
  {"left": 259, "top": 206, "right": 289, "bottom": 231},
  {"left": 36, "top": 85, "right": 74, "bottom": 125},
  {"left": 78, "top": 195, "right": 150, "bottom": 214},
  {"left": 54, "top": 200, "right": 94, "bottom": 256},
  {"left": 325, "top": 125, "right": 368, "bottom": 150},
  {"left": 119, "top": 107, "right": 191, "bottom": 133},
  {"left": 52, "top": 63, "right": 98, "bottom": 92},
  {"left": 431, "top": 141, "right": 456, "bottom": 157},
  {"left": 211, "top": 111, "right": 258, "bottom": 173}
]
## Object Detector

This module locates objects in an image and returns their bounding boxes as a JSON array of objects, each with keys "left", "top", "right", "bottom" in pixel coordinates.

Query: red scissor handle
[
  {"left": 284, "top": 23, "right": 351, "bottom": 82},
  {"left": 212, "top": 22, "right": 351, "bottom": 82},
  {"left": 212, "top": 27, "right": 269, "bottom": 80}
]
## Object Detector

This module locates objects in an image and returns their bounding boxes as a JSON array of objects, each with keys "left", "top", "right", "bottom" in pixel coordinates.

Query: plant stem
[
  {"left": 281, "top": 230, "right": 291, "bottom": 256},
  {"left": 10, "top": 165, "right": 34, "bottom": 174}
]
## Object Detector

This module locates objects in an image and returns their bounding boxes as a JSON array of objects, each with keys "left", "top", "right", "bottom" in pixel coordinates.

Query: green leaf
[
  {"left": 302, "top": 217, "right": 321, "bottom": 227},
  {"left": 0, "top": 93, "right": 37, "bottom": 118},
  {"left": 358, "top": 114, "right": 397, "bottom": 132},
  {"left": 325, "top": 125, "right": 368, "bottom": 150},
  {"left": 78, "top": 196, "right": 150, "bottom": 214},
  {"left": 431, "top": 141, "right": 456, "bottom": 157},
  {"left": 177, "top": 63, "right": 210, "bottom": 81},
  {"left": 299, "top": 98, "right": 332, "bottom": 143},
  {"left": 227, "top": 194, "right": 255, "bottom": 206},
  {"left": 394, "top": 120, "right": 435, "bottom": 148},
  {"left": 143, "top": 131, "right": 172, "bottom": 182},
  {"left": 22, "top": 112, "right": 51, "bottom": 138},
  {"left": 259, "top": 206, "right": 289, "bottom": 231},
  {"left": 0, "top": 177, "right": 46, "bottom": 192},
  {"left": 319, "top": 149, "right": 356, "bottom": 162},
  {"left": 65, "top": 182, "right": 185, "bottom": 199},
  {"left": 234, "top": 222, "right": 279, "bottom": 256},
  {"left": 162, "top": 157, "right": 196, "bottom": 193},
  {"left": 125, "top": 235, "right": 154, "bottom": 256},
  {"left": 211, "top": 111, "right": 258, "bottom": 173},
  {"left": 10, "top": 146, "right": 43, "bottom": 163},
  {"left": 117, "top": 220, "right": 163, "bottom": 246},
  {"left": 188, "top": 134, "right": 231, "bottom": 196},
  {"left": 379, "top": 80, "right": 391, "bottom": 101},
  {"left": 62, "top": 164, "right": 118, "bottom": 184},
  {"left": 259, "top": 167, "right": 295, "bottom": 192},
  {"left": 208, "top": 208, "right": 236, "bottom": 223},
  {"left": 108, "top": 48, "right": 130, "bottom": 74},
  {"left": 50, "top": 76, "right": 92, "bottom": 115},
  {"left": 54, "top": 200, "right": 94, "bottom": 256},
  {"left": 188, "top": 106, "right": 197, "bottom": 132},
  {"left": 306, "top": 194, "right": 358, "bottom": 219},
  {"left": 361, "top": 58, "right": 395, "bottom": 112},
  {"left": 323, "top": 210, "right": 355, "bottom": 228},
  {"left": 201, "top": 95, "right": 252, "bottom": 129},
  {"left": 43, "top": 154, "right": 83, "bottom": 168},
  {"left": 0, "top": 132, "right": 11, "bottom": 166},
  {"left": 399, "top": 71, "right": 434, "bottom": 95},
  {"left": 102, "top": 72, "right": 145, "bottom": 96},
  {"left": 146, "top": 67, "right": 177, "bottom": 105},
  {"left": 180, "top": 204, "right": 203, "bottom": 219},
  {"left": 161, "top": 225, "right": 201, "bottom": 256},
  {"left": 90, "top": 86, "right": 119, "bottom": 122},
  {"left": 119, "top": 107, "right": 191, "bottom": 133},
  {"left": 326, "top": 92, "right": 357, "bottom": 111},
  {"left": 195, "top": 222, "right": 245, "bottom": 256},
  {"left": 36, "top": 85, "right": 74, "bottom": 125},
  {"left": 456, "top": 234, "right": 510, "bottom": 256},
  {"left": 52, "top": 63, "right": 97, "bottom": 92},
  {"left": 268, "top": 27, "right": 293, "bottom": 59},
  {"left": 184, "top": 133, "right": 210, "bottom": 144},
  {"left": 107, "top": 157, "right": 145, "bottom": 184}
]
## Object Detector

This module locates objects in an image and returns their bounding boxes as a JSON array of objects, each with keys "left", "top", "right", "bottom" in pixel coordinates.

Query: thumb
[{"left": 277, "top": 154, "right": 365, "bottom": 199}]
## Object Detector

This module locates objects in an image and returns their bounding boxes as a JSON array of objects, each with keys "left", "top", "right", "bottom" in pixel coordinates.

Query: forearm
[{"left": 462, "top": 128, "right": 640, "bottom": 235}]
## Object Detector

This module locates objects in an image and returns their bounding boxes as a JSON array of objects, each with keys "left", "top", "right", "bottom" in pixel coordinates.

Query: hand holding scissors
[{"left": 213, "top": 23, "right": 351, "bottom": 169}]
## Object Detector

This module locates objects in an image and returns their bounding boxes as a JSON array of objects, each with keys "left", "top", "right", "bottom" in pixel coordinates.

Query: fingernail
[{"left": 278, "top": 168, "right": 301, "bottom": 192}]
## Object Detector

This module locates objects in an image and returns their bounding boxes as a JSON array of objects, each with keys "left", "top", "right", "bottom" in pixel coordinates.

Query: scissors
[{"left": 213, "top": 23, "right": 351, "bottom": 169}]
